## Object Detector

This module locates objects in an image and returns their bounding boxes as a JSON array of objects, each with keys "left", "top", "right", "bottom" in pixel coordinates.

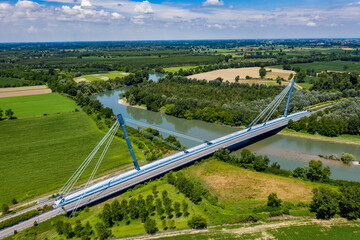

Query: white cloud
[
  {"left": 207, "top": 23, "right": 223, "bottom": 29},
  {"left": 131, "top": 15, "right": 145, "bottom": 24},
  {"left": 306, "top": 21, "right": 316, "bottom": 27},
  {"left": 27, "top": 26, "right": 38, "bottom": 32},
  {"left": 0, "top": 3, "right": 13, "bottom": 10},
  {"left": 111, "top": 12, "right": 124, "bottom": 19},
  {"left": 81, "top": 0, "right": 92, "bottom": 7},
  {"left": 202, "top": 0, "right": 224, "bottom": 6},
  {"left": 134, "top": 1, "right": 153, "bottom": 14},
  {"left": 15, "top": 0, "right": 39, "bottom": 9}
]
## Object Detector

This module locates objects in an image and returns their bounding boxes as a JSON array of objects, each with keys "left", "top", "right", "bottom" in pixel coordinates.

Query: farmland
[
  {"left": 0, "top": 111, "right": 143, "bottom": 204},
  {"left": 0, "top": 93, "right": 77, "bottom": 118},
  {"left": 271, "top": 60, "right": 360, "bottom": 73},
  {"left": 187, "top": 67, "right": 295, "bottom": 82},
  {"left": 164, "top": 66, "right": 202, "bottom": 73}
]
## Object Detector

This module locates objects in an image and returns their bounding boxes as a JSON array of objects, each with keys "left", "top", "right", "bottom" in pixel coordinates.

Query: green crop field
[
  {"left": 163, "top": 66, "right": 202, "bottom": 72},
  {"left": 0, "top": 111, "right": 143, "bottom": 204},
  {"left": 0, "top": 77, "right": 21, "bottom": 87},
  {"left": 75, "top": 71, "right": 128, "bottom": 82},
  {"left": 0, "top": 93, "right": 78, "bottom": 118},
  {"left": 271, "top": 60, "right": 360, "bottom": 73}
]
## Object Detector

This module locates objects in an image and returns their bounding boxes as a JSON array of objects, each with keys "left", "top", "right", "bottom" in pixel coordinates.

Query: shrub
[
  {"left": 187, "top": 215, "right": 207, "bottom": 229},
  {"left": 0, "top": 210, "right": 39, "bottom": 230},
  {"left": 267, "top": 193, "right": 282, "bottom": 207}
]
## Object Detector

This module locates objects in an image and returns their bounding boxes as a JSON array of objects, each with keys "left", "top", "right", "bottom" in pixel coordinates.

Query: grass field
[
  {"left": 271, "top": 60, "right": 360, "bottom": 73},
  {"left": 0, "top": 93, "right": 78, "bottom": 118},
  {"left": 0, "top": 111, "right": 143, "bottom": 204},
  {"left": 74, "top": 71, "right": 128, "bottom": 82},
  {"left": 163, "top": 66, "right": 202, "bottom": 73},
  {"left": 153, "top": 219, "right": 360, "bottom": 240},
  {"left": 186, "top": 160, "right": 327, "bottom": 204}
]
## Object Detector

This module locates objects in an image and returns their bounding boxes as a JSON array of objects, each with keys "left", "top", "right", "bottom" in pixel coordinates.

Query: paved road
[{"left": 0, "top": 112, "right": 311, "bottom": 239}]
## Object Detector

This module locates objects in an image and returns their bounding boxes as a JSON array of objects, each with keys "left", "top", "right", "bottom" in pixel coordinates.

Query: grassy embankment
[
  {"left": 279, "top": 128, "right": 360, "bottom": 146},
  {"left": 11, "top": 159, "right": 341, "bottom": 240},
  {"left": 0, "top": 93, "right": 143, "bottom": 204}
]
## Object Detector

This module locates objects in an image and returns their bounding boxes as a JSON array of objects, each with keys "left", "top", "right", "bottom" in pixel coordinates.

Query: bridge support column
[
  {"left": 117, "top": 114, "right": 140, "bottom": 171},
  {"left": 284, "top": 79, "right": 295, "bottom": 117}
]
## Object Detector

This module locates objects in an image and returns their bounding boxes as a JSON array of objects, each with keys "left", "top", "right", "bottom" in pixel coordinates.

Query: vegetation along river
[{"left": 94, "top": 80, "right": 360, "bottom": 182}]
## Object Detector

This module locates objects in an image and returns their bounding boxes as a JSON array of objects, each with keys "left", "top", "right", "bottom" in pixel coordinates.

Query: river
[{"left": 94, "top": 84, "right": 360, "bottom": 182}]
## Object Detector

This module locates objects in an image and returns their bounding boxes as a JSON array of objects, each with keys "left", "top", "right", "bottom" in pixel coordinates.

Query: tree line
[{"left": 288, "top": 98, "right": 360, "bottom": 137}]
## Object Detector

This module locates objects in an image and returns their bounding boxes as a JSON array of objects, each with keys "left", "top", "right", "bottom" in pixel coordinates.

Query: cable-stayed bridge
[{"left": 0, "top": 79, "right": 318, "bottom": 238}]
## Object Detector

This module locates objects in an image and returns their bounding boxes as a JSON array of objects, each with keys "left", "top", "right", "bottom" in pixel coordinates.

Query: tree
[
  {"left": 81, "top": 222, "right": 93, "bottom": 240},
  {"left": 276, "top": 76, "right": 282, "bottom": 85},
  {"left": 156, "top": 199, "right": 164, "bottom": 216},
  {"left": 111, "top": 199, "right": 123, "bottom": 221},
  {"left": 259, "top": 67, "right": 266, "bottom": 79},
  {"left": 100, "top": 203, "right": 113, "bottom": 227},
  {"left": 54, "top": 220, "right": 64, "bottom": 235},
  {"left": 339, "top": 186, "right": 360, "bottom": 220},
  {"left": 63, "top": 222, "right": 74, "bottom": 239},
  {"left": 306, "top": 160, "right": 331, "bottom": 182},
  {"left": 187, "top": 215, "right": 207, "bottom": 229},
  {"left": 74, "top": 220, "right": 84, "bottom": 238},
  {"left": 340, "top": 153, "right": 356, "bottom": 164},
  {"left": 310, "top": 187, "right": 339, "bottom": 219},
  {"left": 293, "top": 167, "right": 305, "bottom": 178},
  {"left": 267, "top": 193, "right": 282, "bottom": 207},
  {"left": 0, "top": 108, "right": 3, "bottom": 119},
  {"left": 5, "top": 109, "right": 14, "bottom": 119},
  {"left": 1, "top": 203, "right": 9, "bottom": 215},
  {"left": 95, "top": 222, "right": 112, "bottom": 240},
  {"left": 174, "top": 202, "right": 181, "bottom": 217},
  {"left": 182, "top": 200, "right": 189, "bottom": 217},
  {"left": 253, "top": 156, "right": 270, "bottom": 172},
  {"left": 162, "top": 219, "right": 168, "bottom": 230},
  {"left": 235, "top": 75, "right": 240, "bottom": 82},
  {"left": 295, "top": 71, "right": 306, "bottom": 83},
  {"left": 144, "top": 218, "right": 158, "bottom": 234},
  {"left": 288, "top": 73, "right": 294, "bottom": 80}
]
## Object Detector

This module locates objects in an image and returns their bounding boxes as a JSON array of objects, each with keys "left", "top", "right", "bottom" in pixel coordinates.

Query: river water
[{"left": 94, "top": 79, "right": 360, "bottom": 181}]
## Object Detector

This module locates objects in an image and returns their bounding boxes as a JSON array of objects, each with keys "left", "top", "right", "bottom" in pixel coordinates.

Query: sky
[{"left": 0, "top": 0, "right": 360, "bottom": 42}]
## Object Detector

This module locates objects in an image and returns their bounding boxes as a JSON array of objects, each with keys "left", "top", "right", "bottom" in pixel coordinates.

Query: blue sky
[{"left": 0, "top": 0, "right": 359, "bottom": 42}]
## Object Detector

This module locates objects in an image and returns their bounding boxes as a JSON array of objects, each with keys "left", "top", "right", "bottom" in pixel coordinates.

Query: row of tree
[
  {"left": 288, "top": 98, "right": 360, "bottom": 136},
  {"left": 310, "top": 186, "right": 360, "bottom": 220}
]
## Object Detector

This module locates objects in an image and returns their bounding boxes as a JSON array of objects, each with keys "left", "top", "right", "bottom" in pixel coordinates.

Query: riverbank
[{"left": 279, "top": 128, "right": 360, "bottom": 146}]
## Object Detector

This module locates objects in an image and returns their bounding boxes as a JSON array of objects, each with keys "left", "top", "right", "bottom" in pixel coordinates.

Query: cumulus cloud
[
  {"left": 306, "top": 21, "right": 316, "bottom": 27},
  {"left": 112, "top": 12, "right": 124, "bottom": 19},
  {"left": 207, "top": 23, "right": 223, "bottom": 29},
  {"left": 0, "top": 3, "right": 13, "bottom": 10},
  {"left": 81, "top": 0, "right": 92, "bottom": 7},
  {"left": 134, "top": 1, "right": 153, "bottom": 14},
  {"left": 202, "top": 0, "right": 224, "bottom": 6},
  {"left": 27, "top": 26, "right": 38, "bottom": 32},
  {"left": 15, "top": 0, "right": 39, "bottom": 9}
]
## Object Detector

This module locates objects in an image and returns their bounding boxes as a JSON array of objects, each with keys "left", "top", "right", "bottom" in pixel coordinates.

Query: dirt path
[
  {"left": 121, "top": 218, "right": 351, "bottom": 240},
  {"left": 0, "top": 85, "right": 51, "bottom": 98}
]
